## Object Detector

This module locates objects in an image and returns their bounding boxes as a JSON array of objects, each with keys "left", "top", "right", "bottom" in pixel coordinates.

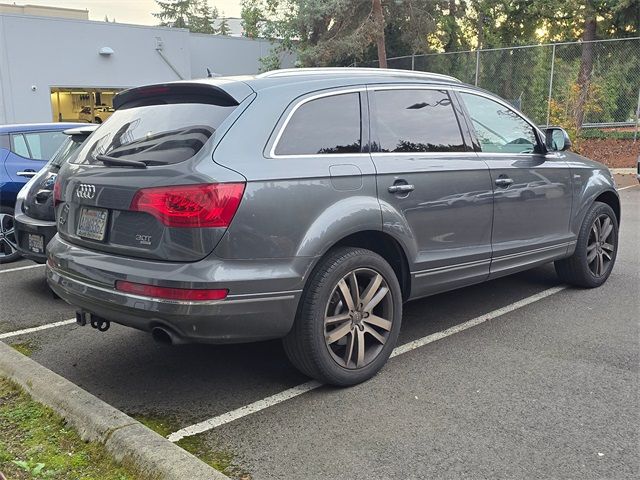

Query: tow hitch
[{"left": 76, "top": 311, "right": 110, "bottom": 332}]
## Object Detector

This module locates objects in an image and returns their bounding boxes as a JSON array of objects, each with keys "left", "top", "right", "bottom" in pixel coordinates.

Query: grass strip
[{"left": 0, "top": 377, "right": 137, "bottom": 480}]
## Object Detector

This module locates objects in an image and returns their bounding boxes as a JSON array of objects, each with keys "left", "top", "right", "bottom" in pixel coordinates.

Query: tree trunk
[
  {"left": 446, "top": 0, "right": 457, "bottom": 51},
  {"left": 476, "top": 2, "right": 484, "bottom": 50},
  {"left": 575, "top": 9, "right": 597, "bottom": 130},
  {"left": 372, "top": 0, "right": 387, "bottom": 68}
]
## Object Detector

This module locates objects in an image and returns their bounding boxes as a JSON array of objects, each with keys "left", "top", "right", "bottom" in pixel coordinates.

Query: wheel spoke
[
  {"left": 348, "top": 271, "right": 360, "bottom": 307},
  {"left": 337, "top": 279, "right": 355, "bottom": 312},
  {"left": 587, "top": 248, "right": 598, "bottom": 264},
  {"left": 363, "top": 286, "right": 389, "bottom": 313},
  {"left": 325, "top": 313, "right": 352, "bottom": 325},
  {"left": 363, "top": 314, "right": 392, "bottom": 331},
  {"left": 602, "top": 250, "right": 612, "bottom": 261},
  {"left": 0, "top": 236, "right": 16, "bottom": 253},
  {"left": 326, "top": 321, "right": 352, "bottom": 344},
  {"left": 591, "top": 220, "right": 600, "bottom": 242},
  {"left": 600, "top": 217, "right": 613, "bottom": 242},
  {"left": 363, "top": 324, "right": 386, "bottom": 345},
  {"left": 355, "top": 328, "right": 365, "bottom": 367},
  {"left": 602, "top": 242, "right": 614, "bottom": 252},
  {"left": 343, "top": 331, "right": 355, "bottom": 366},
  {"left": 360, "top": 274, "right": 382, "bottom": 308},
  {"left": 596, "top": 253, "right": 604, "bottom": 276},
  {"left": 586, "top": 243, "right": 597, "bottom": 253}
]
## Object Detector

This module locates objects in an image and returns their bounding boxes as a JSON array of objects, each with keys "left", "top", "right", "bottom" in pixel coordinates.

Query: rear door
[
  {"left": 457, "top": 91, "right": 572, "bottom": 278},
  {"left": 368, "top": 85, "right": 494, "bottom": 298},
  {"left": 4, "top": 130, "right": 65, "bottom": 183}
]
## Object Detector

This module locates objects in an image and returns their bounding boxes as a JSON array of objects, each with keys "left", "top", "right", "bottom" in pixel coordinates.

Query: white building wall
[
  {"left": 0, "top": 14, "right": 294, "bottom": 124},
  {"left": 189, "top": 33, "right": 285, "bottom": 77}
]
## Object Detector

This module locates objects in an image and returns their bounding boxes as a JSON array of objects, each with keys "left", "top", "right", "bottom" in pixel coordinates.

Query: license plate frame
[
  {"left": 28, "top": 233, "right": 44, "bottom": 254},
  {"left": 77, "top": 207, "right": 109, "bottom": 241}
]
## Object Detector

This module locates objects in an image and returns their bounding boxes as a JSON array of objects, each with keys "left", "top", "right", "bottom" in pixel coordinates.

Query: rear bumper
[
  {"left": 14, "top": 213, "right": 57, "bottom": 264},
  {"left": 46, "top": 236, "right": 308, "bottom": 343}
]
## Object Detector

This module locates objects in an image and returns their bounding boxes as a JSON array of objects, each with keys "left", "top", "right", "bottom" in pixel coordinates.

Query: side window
[
  {"left": 275, "top": 92, "right": 361, "bottom": 156},
  {"left": 24, "top": 131, "right": 67, "bottom": 160},
  {"left": 10, "top": 134, "right": 31, "bottom": 158},
  {"left": 372, "top": 89, "right": 465, "bottom": 153},
  {"left": 460, "top": 93, "right": 538, "bottom": 154}
]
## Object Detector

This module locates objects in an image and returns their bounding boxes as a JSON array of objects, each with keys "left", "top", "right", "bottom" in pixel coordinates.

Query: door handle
[
  {"left": 495, "top": 177, "right": 513, "bottom": 188},
  {"left": 388, "top": 184, "right": 415, "bottom": 194},
  {"left": 17, "top": 170, "right": 37, "bottom": 178}
]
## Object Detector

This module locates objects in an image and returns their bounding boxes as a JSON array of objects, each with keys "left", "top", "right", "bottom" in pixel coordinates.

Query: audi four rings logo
[{"left": 76, "top": 184, "right": 96, "bottom": 199}]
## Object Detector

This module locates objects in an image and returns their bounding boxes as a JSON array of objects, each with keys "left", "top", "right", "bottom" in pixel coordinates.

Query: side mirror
[{"left": 545, "top": 127, "right": 572, "bottom": 152}]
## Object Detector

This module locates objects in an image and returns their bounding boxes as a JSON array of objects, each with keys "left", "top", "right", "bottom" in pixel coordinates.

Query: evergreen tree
[
  {"left": 217, "top": 15, "right": 231, "bottom": 35},
  {"left": 153, "top": 0, "right": 218, "bottom": 34}
]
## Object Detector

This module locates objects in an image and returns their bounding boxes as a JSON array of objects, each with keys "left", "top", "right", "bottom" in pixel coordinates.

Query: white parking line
[
  {"left": 0, "top": 319, "right": 76, "bottom": 340},
  {"left": 0, "top": 263, "right": 45, "bottom": 274},
  {"left": 167, "top": 285, "right": 567, "bottom": 442},
  {"left": 617, "top": 184, "right": 638, "bottom": 191}
]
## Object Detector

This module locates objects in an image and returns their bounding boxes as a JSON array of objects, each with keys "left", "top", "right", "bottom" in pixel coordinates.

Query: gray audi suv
[{"left": 47, "top": 68, "right": 620, "bottom": 386}]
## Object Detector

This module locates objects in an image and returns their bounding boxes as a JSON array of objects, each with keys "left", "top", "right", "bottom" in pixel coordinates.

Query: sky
[{"left": 21, "top": 0, "right": 243, "bottom": 24}]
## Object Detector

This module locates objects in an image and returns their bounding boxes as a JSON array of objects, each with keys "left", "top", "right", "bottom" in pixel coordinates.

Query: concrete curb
[{"left": 0, "top": 341, "right": 229, "bottom": 480}]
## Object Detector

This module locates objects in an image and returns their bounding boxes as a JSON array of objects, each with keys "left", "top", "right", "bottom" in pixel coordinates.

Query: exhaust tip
[{"left": 151, "top": 327, "right": 173, "bottom": 345}]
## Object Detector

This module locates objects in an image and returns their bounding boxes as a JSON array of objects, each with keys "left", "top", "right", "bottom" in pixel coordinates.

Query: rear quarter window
[{"left": 274, "top": 92, "right": 362, "bottom": 156}]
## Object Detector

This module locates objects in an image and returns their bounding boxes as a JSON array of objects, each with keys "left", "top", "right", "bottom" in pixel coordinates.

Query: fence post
[
  {"left": 634, "top": 87, "right": 640, "bottom": 143},
  {"left": 546, "top": 43, "right": 556, "bottom": 127},
  {"left": 474, "top": 49, "right": 480, "bottom": 86},
  {"left": 411, "top": 54, "right": 415, "bottom": 71}
]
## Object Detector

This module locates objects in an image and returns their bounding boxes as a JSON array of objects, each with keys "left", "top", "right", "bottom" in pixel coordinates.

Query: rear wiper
[{"left": 96, "top": 154, "right": 148, "bottom": 168}]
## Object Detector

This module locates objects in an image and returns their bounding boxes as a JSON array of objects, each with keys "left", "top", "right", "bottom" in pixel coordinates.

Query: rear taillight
[
  {"left": 129, "top": 183, "right": 245, "bottom": 228},
  {"left": 53, "top": 179, "right": 62, "bottom": 206},
  {"left": 115, "top": 280, "right": 228, "bottom": 301}
]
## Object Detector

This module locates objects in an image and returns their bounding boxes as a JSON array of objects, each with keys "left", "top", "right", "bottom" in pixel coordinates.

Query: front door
[
  {"left": 368, "top": 86, "right": 494, "bottom": 298},
  {"left": 458, "top": 91, "right": 572, "bottom": 278}
]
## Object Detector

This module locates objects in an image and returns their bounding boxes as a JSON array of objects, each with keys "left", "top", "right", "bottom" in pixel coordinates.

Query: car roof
[
  {"left": 0, "top": 122, "right": 86, "bottom": 134},
  {"left": 115, "top": 68, "right": 469, "bottom": 108}
]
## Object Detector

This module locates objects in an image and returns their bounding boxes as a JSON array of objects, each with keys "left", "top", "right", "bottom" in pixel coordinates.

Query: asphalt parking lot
[{"left": 1, "top": 185, "right": 638, "bottom": 479}]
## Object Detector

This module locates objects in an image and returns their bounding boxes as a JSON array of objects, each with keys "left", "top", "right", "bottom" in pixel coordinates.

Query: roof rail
[{"left": 257, "top": 67, "right": 461, "bottom": 83}]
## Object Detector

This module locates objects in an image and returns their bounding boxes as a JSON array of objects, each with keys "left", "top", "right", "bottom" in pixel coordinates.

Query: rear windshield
[{"left": 71, "top": 103, "right": 236, "bottom": 166}]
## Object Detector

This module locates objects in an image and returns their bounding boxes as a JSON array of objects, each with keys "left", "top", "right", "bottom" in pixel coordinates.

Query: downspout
[{"left": 155, "top": 36, "right": 184, "bottom": 80}]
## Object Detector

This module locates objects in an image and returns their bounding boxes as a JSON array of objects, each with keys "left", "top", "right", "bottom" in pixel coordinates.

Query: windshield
[
  {"left": 71, "top": 103, "right": 236, "bottom": 166},
  {"left": 49, "top": 135, "right": 86, "bottom": 168}
]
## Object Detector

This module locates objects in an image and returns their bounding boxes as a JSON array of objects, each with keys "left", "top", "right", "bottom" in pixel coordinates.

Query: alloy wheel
[
  {"left": 0, "top": 213, "right": 17, "bottom": 259},
  {"left": 587, "top": 213, "right": 615, "bottom": 277},
  {"left": 324, "top": 268, "right": 394, "bottom": 369}
]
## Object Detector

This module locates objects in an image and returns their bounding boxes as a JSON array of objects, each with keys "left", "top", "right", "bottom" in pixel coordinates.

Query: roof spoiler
[
  {"left": 113, "top": 82, "right": 240, "bottom": 110},
  {"left": 63, "top": 125, "right": 100, "bottom": 136}
]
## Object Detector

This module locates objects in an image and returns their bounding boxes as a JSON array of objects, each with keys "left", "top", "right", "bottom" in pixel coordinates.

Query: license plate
[
  {"left": 28, "top": 234, "right": 44, "bottom": 253},
  {"left": 77, "top": 207, "right": 108, "bottom": 241}
]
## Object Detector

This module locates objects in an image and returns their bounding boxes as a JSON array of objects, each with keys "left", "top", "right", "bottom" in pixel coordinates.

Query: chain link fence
[{"left": 356, "top": 37, "right": 640, "bottom": 131}]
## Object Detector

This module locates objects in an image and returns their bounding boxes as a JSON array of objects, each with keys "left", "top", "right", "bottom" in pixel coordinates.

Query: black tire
[
  {"left": 0, "top": 206, "right": 21, "bottom": 264},
  {"left": 94, "top": 117, "right": 102, "bottom": 124},
  {"left": 283, "top": 247, "right": 402, "bottom": 386},
  {"left": 555, "top": 201, "right": 618, "bottom": 288}
]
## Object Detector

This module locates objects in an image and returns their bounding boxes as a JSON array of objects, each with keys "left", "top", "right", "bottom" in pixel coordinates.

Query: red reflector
[
  {"left": 130, "top": 183, "right": 245, "bottom": 228},
  {"left": 115, "top": 281, "right": 228, "bottom": 301},
  {"left": 53, "top": 179, "right": 62, "bottom": 206}
]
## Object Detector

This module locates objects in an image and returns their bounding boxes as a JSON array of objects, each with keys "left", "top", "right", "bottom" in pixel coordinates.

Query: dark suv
[{"left": 47, "top": 68, "right": 620, "bottom": 386}]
